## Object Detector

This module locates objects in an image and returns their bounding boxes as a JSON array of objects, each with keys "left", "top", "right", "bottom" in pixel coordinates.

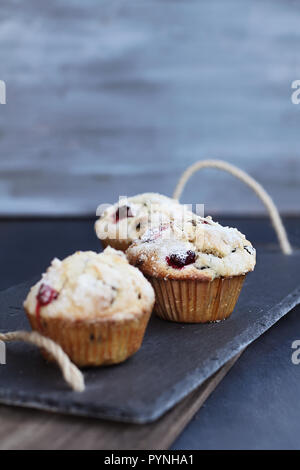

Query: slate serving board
[{"left": 0, "top": 250, "right": 299, "bottom": 424}]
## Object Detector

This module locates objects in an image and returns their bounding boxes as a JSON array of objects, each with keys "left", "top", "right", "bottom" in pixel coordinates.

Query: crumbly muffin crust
[
  {"left": 95, "top": 192, "right": 188, "bottom": 246},
  {"left": 126, "top": 216, "right": 256, "bottom": 281},
  {"left": 24, "top": 247, "right": 155, "bottom": 320}
]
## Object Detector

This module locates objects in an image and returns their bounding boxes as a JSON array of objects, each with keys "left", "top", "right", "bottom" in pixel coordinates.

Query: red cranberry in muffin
[{"left": 166, "top": 250, "right": 196, "bottom": 269}]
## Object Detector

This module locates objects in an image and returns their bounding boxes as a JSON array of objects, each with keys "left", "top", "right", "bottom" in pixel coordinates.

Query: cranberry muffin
[
  {"left": 95, "top": 192, "right": 188, "bottom": 251},
  {"left": 24, "top": 248, "right": 155, "bottom": 366},
  {"left": 126, "top": 217, "right": 256, "bottom": 323}
]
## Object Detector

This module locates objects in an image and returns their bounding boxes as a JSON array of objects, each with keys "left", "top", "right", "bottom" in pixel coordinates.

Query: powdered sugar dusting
[
  {"left": 127, "top": 216, "right": 256, "bottom": 280},
  {"left": 95, "top": 192, "right": 194, "bottom": 243},
  {"left": 24, "top": 247, "right": 155, "bottom": 320}
]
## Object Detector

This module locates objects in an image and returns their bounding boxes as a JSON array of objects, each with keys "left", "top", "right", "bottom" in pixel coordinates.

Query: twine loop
[
  {"left": 0, "top": 330, "right": 84, "bottom": 392},
  {"left": 173, "top": 159, "right": 292, "bottom": 255}
]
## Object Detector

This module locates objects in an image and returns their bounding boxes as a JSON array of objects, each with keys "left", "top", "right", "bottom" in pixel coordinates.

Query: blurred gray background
[{"left": 0, "top": 0, "right": 299, "bottom": 215}]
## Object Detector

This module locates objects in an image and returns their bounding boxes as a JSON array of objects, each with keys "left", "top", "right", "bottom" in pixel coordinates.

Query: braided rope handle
[
  {"left": 0, "top": 330, "right": 85, "bottom": 392},
  {"left": 173, "top": 159, "right": 292, "bottom": 255}
]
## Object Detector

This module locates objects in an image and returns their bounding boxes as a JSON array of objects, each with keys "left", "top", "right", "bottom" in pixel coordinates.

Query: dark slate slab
[{"left": 0, "top": 250, "right": 299, "bottom": 423}]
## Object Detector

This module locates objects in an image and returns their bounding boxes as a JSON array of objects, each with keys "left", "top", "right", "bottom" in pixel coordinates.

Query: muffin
[
  {"left": 23, "top": 247, "right": 155, "bottom": 366},
  {"left": 95, "top": 192, "right": 188, "bottom": 251},
  {"left": 126, "top": 217, "right": 256, "bottom": 323}
]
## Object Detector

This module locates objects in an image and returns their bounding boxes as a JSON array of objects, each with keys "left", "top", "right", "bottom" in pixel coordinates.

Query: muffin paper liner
[
  {"left": 26, "top": 310, "right": 151, "bottom": 367},
  {"left": 150, "top": 275, "right": 246, "bottom": 323},
  {"left": 101, "top": 238, "right": 131, "bottom": 252}
]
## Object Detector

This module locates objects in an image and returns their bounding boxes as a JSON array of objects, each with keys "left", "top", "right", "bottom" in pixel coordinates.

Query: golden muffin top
[
  {"left": 24, "top": 247, "right": 155, "bottom": 320},
  {"left": 126, "top": 216, "right": 256, "bottom": 281}
]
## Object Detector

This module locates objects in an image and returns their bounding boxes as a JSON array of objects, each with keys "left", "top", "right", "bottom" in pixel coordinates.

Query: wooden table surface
[
  {"left": 0, "top": 356, "right": 241, "bottom": 450},
  {"left": 0, "top": 0, "right": 300, "bottom": 216}
]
